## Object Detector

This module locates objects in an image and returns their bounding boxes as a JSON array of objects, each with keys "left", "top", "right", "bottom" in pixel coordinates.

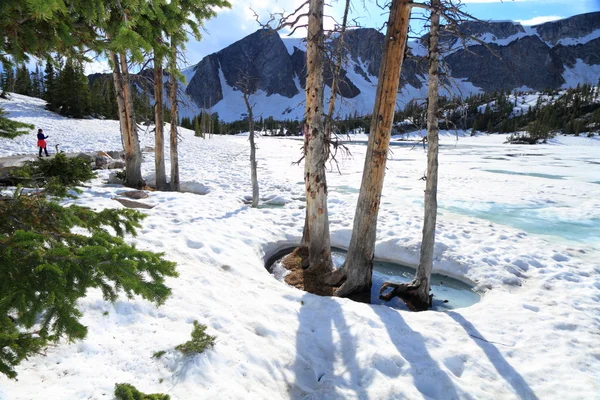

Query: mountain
[{"left": 181, "top": 12, "right": 600, "bottom": 122}]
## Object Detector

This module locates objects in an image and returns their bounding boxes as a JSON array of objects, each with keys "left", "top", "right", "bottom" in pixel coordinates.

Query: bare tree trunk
[
  {"left": 110, "top": 51, "right": 144, "bottom": 188},
  {"left": 324, "top": 0, "right": 351, "bottom": 152},
  {"left": 326, "top": 0, "right": 412, "bottom": 297},
  {"left": 168, "top": 40, "right": 180, "bottom": 192},
  {"left": 154, "top": 52, "right": 168, "bottom": 190},
  {"left": 243, "top": 90, "right": 259, "bottom": 208},
  {"left": 302, "top": 0, "right": 333, "bottom": 294},
  {"left": 380, "top": 0, "right": 439, "bottom": 311}
]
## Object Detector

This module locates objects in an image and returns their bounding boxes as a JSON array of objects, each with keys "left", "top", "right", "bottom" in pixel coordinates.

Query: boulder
[
  {"left": 112, "top": 197, "right": 155, "bottom": 209},
  {"left": 106, "top": 150, "right": 125, "bottom": 159},
  {"left": 108, "top": 160, "right": 126, "bottom": 169},
  {"left": 118, "top": 190, "right": 149, "bottom": 199},
  {"left": 107, "top": 171, "right": 124, "bottom": 185},
  {"left": 75, "top": 153, "right": 94, "bottom": 162},
  {"left": 95, "top": 156, "right": 111, "bottom": 169}
]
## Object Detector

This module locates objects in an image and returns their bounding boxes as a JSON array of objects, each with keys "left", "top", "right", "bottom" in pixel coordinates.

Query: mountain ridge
[{"left": 180, "top": 11, "right": 600, "bottom": 122}]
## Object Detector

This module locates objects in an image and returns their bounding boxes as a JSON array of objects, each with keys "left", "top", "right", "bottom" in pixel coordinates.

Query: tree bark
[
  {"left": 168, "top": 40, "right": 180, "bottom": 192},
  {"left": 324, "top": 0, "right": 351, "bottom": 155},
  {"left": 327, "top": 0, "right": 412, "bottom": 297},
  {"left": 154, "top": 52, "right": 168, "bottom": 190},
  {"left": 303, "top": 0, "right": 333, "bottom": 293},
  {"left": 243, "top": 90, "right": 259, "bottom": 208},
  {"left": 380, "top": 0, "right": 439, "bottom": 311},
  {"left": 110, "top": 51, "right": 144, "bottom": 188}
]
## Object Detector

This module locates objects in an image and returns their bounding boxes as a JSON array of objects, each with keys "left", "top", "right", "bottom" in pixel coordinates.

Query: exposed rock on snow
[{"left": 112, "top": 197, "right": 155, "bottom": 209}]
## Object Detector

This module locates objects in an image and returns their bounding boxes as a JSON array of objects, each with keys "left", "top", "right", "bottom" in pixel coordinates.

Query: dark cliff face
[
  {"left": 445, "top": 35, "right": 565, "bottom": 91},
  {"left": 218, "top": 30, "right": 298, "bottom": 98},
  {"left": 534, "top": 12, "right": 600, "bottom": 45},
  {"left": 553, "top": 38, "right": 600, "bottom": 68},
  {"left": 186, "top": 30, "right": 298, "bottom": 108},
  {"left": 291, "top": 46, "right": 361, "bottom": 98},
  {"left": 186, "top": 54, "right": 222, "bottom": 108}
]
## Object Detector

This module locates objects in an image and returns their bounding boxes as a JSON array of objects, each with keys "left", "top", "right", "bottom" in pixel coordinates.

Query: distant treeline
[{"left": 3, "top": 63, "right": 598, "bottom": 141}]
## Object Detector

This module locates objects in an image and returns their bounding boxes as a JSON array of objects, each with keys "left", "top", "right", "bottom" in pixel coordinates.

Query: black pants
[{"left": 39, "top": 146, "right": 49, "bottom": 157}]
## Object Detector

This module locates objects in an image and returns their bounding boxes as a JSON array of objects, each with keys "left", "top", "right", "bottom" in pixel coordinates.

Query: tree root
[
  {"left": 323, "top": 268, "right": 346, "bottom": 286},
  {"left": 379, "top": 279, "right": 432, "bottom": 312}
]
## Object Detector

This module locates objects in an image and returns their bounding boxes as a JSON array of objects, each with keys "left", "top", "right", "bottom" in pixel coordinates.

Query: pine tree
[
  {"left": 0, "top": 64, "right": 15, "bottom": 98},
  {"left": 54, "top": 60, "right": 91, "bottom": 118},
  {"left": 1, "top": 155, "right": 178, "bottom": 379},
  {"left": 14, "top": 65, "right": 32, "bottom": 96},
  {"left": 43, "top": 60, "right": 57, "bottom": 106}
]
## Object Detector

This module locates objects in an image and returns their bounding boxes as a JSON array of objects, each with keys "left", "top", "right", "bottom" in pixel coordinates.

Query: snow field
[{"left": 1, "top": 94, "right": 599, "bottom": 399}]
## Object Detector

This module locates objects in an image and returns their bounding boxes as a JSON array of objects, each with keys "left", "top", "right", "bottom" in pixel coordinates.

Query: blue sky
[{"left": 176, "top": 0, "right": 599, "bottom": 65}]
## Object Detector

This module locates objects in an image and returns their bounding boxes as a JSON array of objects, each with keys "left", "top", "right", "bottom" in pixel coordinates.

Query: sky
[{"left": 172, "top": 0, "right": 600, "bottom": 68}]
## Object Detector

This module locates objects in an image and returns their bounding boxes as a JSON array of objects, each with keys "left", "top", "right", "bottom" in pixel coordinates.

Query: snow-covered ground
[{"left": 1, "top": 94, "right": 600, "bottom": 399}]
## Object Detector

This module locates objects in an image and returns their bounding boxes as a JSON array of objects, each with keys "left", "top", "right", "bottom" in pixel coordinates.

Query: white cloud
[{"left": 516, "top": 15, "right": 564, "bottom": 25}]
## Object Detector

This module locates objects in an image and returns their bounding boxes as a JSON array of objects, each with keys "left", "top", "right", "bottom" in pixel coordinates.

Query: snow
[
  {"left": 561, "top": 59, "right": 600, "bottom": 88},
  {"left": 1, "top": 94, "right": 600, "bottom": 399}
]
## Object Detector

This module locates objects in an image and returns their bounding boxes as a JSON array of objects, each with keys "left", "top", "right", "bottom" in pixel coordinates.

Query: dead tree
[
  {"left": 380, "top": 0, "right": 440, "bottom": 311},
  {"left": 300, "top": 0, "right": 335, "bottom": 294},
  {"left": 325, "top": 0, "right": 413, "bottom": 297},
  {"left": 239, "top": 73, "right": 260, "bottom": 208}
]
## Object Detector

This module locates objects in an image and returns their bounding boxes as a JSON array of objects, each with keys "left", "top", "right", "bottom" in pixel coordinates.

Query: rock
[
  {"left": 94, "top": 156, "right": 111, "bottom": 170},
  {"left": 107, "top": 172, "right": 123, "bottom": 185},
  {"left": 534, "top": 12, "right": 600, "bottom": 45},
  {"left": 142, "top": 146, "right": 155, "bottom": 153},
  {"left": 112, "top": 197, "right": 155, "bottom": 209},
  {"left": 108, "top": 160, "right": 125, "bottom": 169},
  {"left": 118, "top": 190, "right": 149, "bottom": 199},
  {"left": 106, "top": 150, "right": 125, "bottom": 159},
  {"left": 75, "top": 152, "right": 94, "bottom": 162}
]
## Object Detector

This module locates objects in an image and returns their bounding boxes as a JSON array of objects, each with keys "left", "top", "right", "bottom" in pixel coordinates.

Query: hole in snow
[{"left": 265, "top": 247, "right": 481, "bottom": 312}]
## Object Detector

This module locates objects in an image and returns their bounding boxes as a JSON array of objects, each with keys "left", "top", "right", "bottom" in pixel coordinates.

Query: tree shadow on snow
[
  {"left": 446, "top": 311, "right": 539, "bottom": 400},
  {"left": 290, "top": 293, "right": 368, "bottom": 399},
  {"left": 371, "top": 306, "right": 469, "bottom": 400}
]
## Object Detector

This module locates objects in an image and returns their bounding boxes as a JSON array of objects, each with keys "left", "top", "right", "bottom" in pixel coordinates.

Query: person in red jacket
[{"left": 37, "top": 128, "right": 49, "bottom": 157}]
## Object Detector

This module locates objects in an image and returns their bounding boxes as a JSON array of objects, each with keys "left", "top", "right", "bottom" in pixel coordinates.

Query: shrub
[
  {"left": 10, "top": 153, "right": 96, "bottom": 197},
  {"left": 114, "top": 383, "right": 170, "bottom": 400},
  {"left": 175, "top": 321, "right": 216, "bottom": 356},
  {"left": 0, "top": 191, "right": 178, "bottom": 378}
]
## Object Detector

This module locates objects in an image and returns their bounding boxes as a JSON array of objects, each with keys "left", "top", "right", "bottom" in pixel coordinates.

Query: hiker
[{"left": 37, "top": 128, "right": 49, "bottom": 157}]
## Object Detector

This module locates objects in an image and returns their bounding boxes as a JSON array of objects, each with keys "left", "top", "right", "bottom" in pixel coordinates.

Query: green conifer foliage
[
  {"left": 10, "top": 153, "right": 96, "bottom": 197},
  {"left": 1, "top": 154, "right": 178, "bottom": 378},
  {"left": 175, "top": 321, "right": 216, "bottom": 355},
  {"left": 0, "top": 107, "right": 33, "bottom": 138},
  {"left": 14, "top": 65, "right": 32, "bottom": 96},
  {"left": 0, "top": 192, "right": 178, "bottom": 378},
  {"left": 114, "top": 383, "right": 170, "bottom": 400}
]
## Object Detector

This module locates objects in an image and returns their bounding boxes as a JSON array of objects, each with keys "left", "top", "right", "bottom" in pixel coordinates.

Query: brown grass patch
[{"left": 283, "top": 246, "right": 334, "bottom": 296}]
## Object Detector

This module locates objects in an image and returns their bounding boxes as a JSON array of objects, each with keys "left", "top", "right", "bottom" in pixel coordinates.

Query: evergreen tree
[
  {"left": 54, "top": 60, "right": 91, "bottom": 118},
  {"left": 31, "top": 64, "right": 43, "bottom": 98},
  {"left": 0, "top": 64, "right": 15, "bottom": 98},
  {"left": 43, "top": 60, "right": 56, "bottom": 105},
  {"left": 14, "top": 65, "right": 32, "bottom": 96},
  {"left": 1, "top": 155, "right": 178, "bottom": 379}
]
